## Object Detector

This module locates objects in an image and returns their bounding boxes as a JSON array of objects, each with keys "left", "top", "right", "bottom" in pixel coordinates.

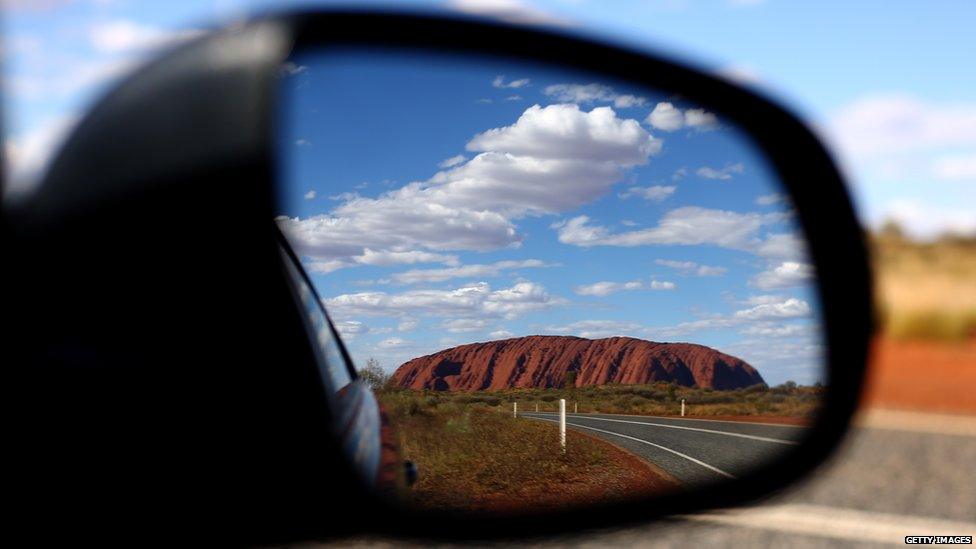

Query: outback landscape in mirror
[{"left": 276, "top": 50, "right": 824, "bottom": 513}]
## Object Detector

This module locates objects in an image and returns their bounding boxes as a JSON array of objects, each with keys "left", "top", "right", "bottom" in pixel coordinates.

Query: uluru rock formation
[{"left": 392, "top": 335, "right": 764, "bottom": 392}]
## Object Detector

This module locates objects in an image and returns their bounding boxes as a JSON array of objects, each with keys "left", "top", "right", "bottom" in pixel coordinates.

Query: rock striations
[{"left": 392, "top": 335, "right": 764, "bottom": 392}]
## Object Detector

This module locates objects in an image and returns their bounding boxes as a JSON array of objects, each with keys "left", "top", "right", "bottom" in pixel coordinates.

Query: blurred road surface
[{"left": 316, "top": 411, "right": 976, "bottom": 547}]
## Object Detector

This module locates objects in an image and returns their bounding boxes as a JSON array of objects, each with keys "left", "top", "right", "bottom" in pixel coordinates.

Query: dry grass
[
  {"left": 871, "top": 231, "right": 976, "bottom": 341},
  {"left": 379, "top": 392, "right": 676, "bottom": 513}
]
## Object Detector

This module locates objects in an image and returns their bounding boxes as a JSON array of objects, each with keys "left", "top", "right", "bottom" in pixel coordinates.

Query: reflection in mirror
[{"left": 275, "top": 49, "right": 824, "bottom": 514}]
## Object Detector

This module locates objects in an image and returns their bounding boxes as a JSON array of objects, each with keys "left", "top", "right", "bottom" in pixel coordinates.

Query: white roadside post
[
  {"left": 574, "top": 401, "right": 578, "bottom": 414},
  {"left": 559, "top": 398, "right": 567, "bottom": 452},
  {"left": 535, "top": 403, "right": 539, "bottom": 413},
  {"left": 513, "top": 402, "right": 517, "bottom": 418},
  {"left": 681, "top": 398, "right": 686, "bottom": 417}
]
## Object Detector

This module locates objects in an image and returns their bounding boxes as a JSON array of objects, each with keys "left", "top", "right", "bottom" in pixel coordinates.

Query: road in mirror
[{"left": 275, "top": 49, "right": 825, "bottom": 514}]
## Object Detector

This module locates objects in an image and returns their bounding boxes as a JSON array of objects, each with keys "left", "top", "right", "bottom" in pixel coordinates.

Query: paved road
[
  {"left": 520, "top": 411, "right": 807, "bottom": 486},
  {"left": 321, "top": 410, "right": 976, "bottom": 547}
]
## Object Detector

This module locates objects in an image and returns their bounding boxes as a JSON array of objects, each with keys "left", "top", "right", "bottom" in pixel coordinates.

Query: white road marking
[
  {"left": 579, "top": 411, "right": 807, "bottom": 429},
  {"left": 856, "top": 409, "right": 976, "bottom": 437},
  {"left": 527, "top": 416, "right": 737, "bottom": 480},
  {"left": 681, "top": 504, "right": 976, "bottom": 545},
  {"left": 528, "top": 413, "right": 800, "bottom": 445}
]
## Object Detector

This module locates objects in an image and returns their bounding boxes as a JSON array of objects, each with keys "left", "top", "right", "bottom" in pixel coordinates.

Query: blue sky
[
  {"left": 2, "top": 1, "right": 972, "bottom": 383},
  {"left": 274, "top": 49, "right": 822, "bottom": 384},
  {"left": 3, "top": 1, "right": 974, "bottom": 240}
]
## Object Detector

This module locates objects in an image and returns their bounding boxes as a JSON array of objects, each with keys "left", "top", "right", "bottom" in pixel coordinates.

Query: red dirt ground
[{"left": 861, "top": 337, "right": 976, "bottom": 414}]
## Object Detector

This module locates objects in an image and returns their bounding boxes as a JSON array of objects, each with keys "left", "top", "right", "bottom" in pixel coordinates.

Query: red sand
[{"left": 862, "top": 337, "right": 976, "bottom": 414}]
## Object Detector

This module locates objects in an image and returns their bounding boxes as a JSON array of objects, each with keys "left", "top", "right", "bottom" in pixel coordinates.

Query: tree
[
  {"left": 564, "top": 370, "right": 578, "bottom": 388},
  {"left": 358, "top": 358, "right": 390, "bottom": 391}
]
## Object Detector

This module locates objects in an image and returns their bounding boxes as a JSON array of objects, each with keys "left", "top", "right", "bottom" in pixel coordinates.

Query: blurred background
[{"left": 3, "top": 1, "right": 973, "bottom": 546}]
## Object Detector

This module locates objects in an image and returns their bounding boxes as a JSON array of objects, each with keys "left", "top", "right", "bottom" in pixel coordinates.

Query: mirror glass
[{"left": 274, "top": 48, "right": 825, "bottom": 514}]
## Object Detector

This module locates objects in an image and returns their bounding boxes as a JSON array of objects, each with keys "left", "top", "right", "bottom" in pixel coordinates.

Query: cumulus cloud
[
  {"left": 750, "top": 261, "right": 814, "bottom": 290},
  {"left": 377, "top": 337, "right": 407, "bottom": 349},
  {"left": 391, "top": 259, "right": 553, "bottom": 284},
  {"left": 492, "top": 75, "right": 530, "bottom": 89},
  {"left": 655, "top": 259, "right": 727, "bottom": 276},
  {"left": 574, "top": 280, "right": 644, "bottom": 297},
  {"left": 303, "top": 190, "right": 316, "bottom": 200},
  {"left": 649, "top": 280, "right": 676, "bottom": 290},
  {"left": 553, "top": 206, "right": 794, "bottom": 259},
  {"left": 696, "top": 162, "right": 745, "bottom": 180},
  {"left": 490, "top": 329, "right": 515, "bottom": 339},
  {"left": 324, "top": 281, "right": 565, "bottom": 321},
  {"left": 618, "top": 185, "right": 676, "bottom": 201},
  {"left": 438, "top": 154, "right": 467, "bottom": 168},
  {"left": 279, "top": 105, "right": 660, "bottom": 273},
  {"left": 545, "top": 319, "right": 645, "bottom": 339},
  {"left": 646, "top": 102, "right": 718, "bottom": 131},
  {"left": 467, "top": 104, "right": 660, "bottom": 166},
  {"left": 542, "top": 83, "right": 646, "bottom": 109},
  {"left": 442, "top": 318, "right": 491, "bottom": 333},
  {"left": 647, "top": 296, "right": 812, "bottom": 338},
  {"left": 756, "top": 193, "right": 784, "bottom": 206},
  {"left": 733, "top": 297, "right": 811, "bottom": 320}
]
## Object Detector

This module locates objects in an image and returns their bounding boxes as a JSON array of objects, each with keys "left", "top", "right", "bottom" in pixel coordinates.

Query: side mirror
[{"left": 6, "top": 9, "right": 872, "bottom": 544}]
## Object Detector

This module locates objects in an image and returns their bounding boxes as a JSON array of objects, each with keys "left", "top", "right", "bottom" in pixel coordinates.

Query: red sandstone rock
[{"left": 392, "top": 335, "right": 764, "bottom": 391}]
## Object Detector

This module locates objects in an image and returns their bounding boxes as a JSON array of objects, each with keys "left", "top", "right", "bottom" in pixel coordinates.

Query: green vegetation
[
  {"left": 382, "top": 381, "right": 822, "bottom": 420},
  {"left": 871, "top": 224, "right": 976, "bottom": 341}
]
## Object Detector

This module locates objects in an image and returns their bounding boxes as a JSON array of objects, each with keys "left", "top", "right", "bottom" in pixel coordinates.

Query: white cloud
[
  {"left": 696, "top": 162, "right": 745, "bottom": 180},
  {"left": 542, "top": 83, "right": 646, "bottom": 109},
  {"left": 734, "top": 297, "right": 811, "bottom": 320},
  {"left": 378, "top": 337, "right": 407, "bottom": 349},
  {"left": 750, "top": 261, "right": 814, "bottom": 290},
  {"left": 89, "top": 20, "right": 202, "bottom": 54},
  {"left": 442, "top": 318, "right": 491, "bottom": 333},
  {"left": 490, "top": 329, "right": 515, "bottom": 339},
  {"left": 438, "top": 154, "right": 468, "bottom": 168},
  {"left": 618, "top": 185, "right": 676, "bottom": 201},
  {"left": 684, "top": 109, "right": 718, "bottom": 128},
  {"left": 554, "top": 206, "right": 794, "bottom": 258},
  {"left": 756, "top": 193, "right": 784, "bottom": 206},
  {"left": 391, "top": 259, "right": 552, "bottom": 284},
  {"left": 740, "top": 323, "right": 806, "bottom": 337},
  {"left": 446, "top": 0, "right": 574, "bottom": 26},
  {"left": 334, "top": 320, "right": 369, "bottom": 339},
  {"left": 932, "top": 155, "right": 976, "bottom": 180},
  {"left": 324, "top": 281, "right": 565, "bottom": 321},
  {"left": 649, "top": 280, "right": 676, "bottom": 290},
  {"left": 574, "top": 280, "right": 644, "bottom": 297},
  {"left": 492, "top": 75, "right": 530, "bottom": 89},
  {"left": 280, "top": 104, "right": 658, "bottom": 272},
  {"left": 467, "top": 104, "right": 659, "bottom": 167},
  {"left": 647, "top": 296, "right": 812, "bottom": 338},
  {"left": 397, "top": 318, "right": 419, "bottom": 332},
  {"left": 303, "top": 190, "right": 316, "bottom": 200},
  {"left": 280, "top": 62, "right": 307, "bottom": 76},
  {"left": 829, "top": 95, "right": 976, "bottom": 159},
  {"left": 545, "top": 319, "right": 645, "bottom": 339},
  {"left": 655, "top": 259, "right": 727, "bottom": 277},
  {"left": 646, "top": 102, "right": 717, "bottom": 131}
]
